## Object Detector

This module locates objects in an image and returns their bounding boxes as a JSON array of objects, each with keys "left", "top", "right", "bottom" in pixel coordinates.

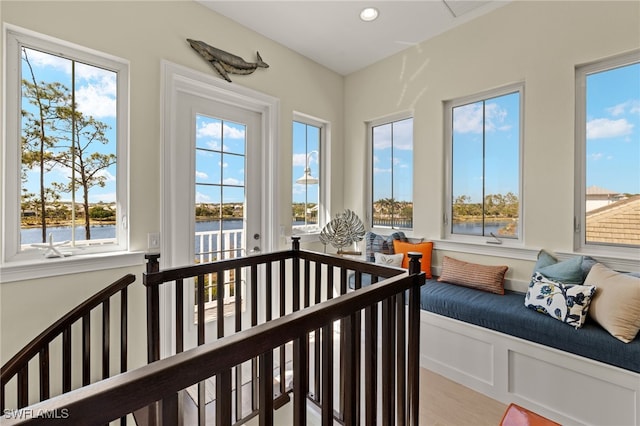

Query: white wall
[
  {"left": 344, "top": 1, "right": 640, "bottom": 286},
  {"left": 0, "top": 0, "right": 344, "bottom": 379}
]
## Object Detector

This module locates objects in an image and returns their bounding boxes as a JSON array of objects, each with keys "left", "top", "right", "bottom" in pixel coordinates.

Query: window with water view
[
  {"left": 292, "top": 120, "right": 321, "bottom": 233},
  {"left": 194, "top": 115, "right": 245, "bottom": 263},
  {"left": 449, "top": 87, "right": 521, "bottom": 239},
  {"left": 371, "top": 117, "right": 413, "bottom": 229},
  {"left": 19, "top": 45, "right": 122, "bottom": 252}
]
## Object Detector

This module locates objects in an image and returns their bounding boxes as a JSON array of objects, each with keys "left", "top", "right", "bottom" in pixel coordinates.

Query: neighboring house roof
[
  {"left": 585, "top": 195, "right": 640, "bottom": 245},
  {"left": 586, "top": 185, "right": 621, "bottom": 196}
]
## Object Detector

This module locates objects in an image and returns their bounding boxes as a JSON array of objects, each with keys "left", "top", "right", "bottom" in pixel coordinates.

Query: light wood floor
[
  {"left": 420, "top": 368, "right": 507, "bottom": 426},
  {"left": 182, "top": 367, "right": 508, "bottom": 425}
]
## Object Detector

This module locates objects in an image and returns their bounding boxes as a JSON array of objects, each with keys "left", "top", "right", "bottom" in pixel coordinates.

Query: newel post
[
  {"left": 144, "top": 254, "right": 161, "bottom": 364},
  {"left": 406, "top": 251, "right": 423, "bottom": 426},
  {"left": 407, "top": 252, "right": 422, "bottom": 275},
  {"left": 291, "top": 236, "right": 301, "bottom": 251}
]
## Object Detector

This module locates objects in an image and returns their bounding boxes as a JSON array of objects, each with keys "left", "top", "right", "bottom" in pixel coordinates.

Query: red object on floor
[{"left": 499, "top": 403, "right": 561, "bottom": 426}]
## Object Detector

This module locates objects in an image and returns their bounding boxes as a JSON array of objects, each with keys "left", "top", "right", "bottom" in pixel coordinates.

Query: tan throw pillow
[
  {"left": 584, "top": 263, "right": 640, "bottom": 343},
  {"left": 437, "top": 256, "right": 508, "bottom": 295}
]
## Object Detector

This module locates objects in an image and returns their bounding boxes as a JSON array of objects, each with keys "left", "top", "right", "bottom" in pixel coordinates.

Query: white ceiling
[{"left": 197, "top": 0, "right": 510, "bottom": 75}]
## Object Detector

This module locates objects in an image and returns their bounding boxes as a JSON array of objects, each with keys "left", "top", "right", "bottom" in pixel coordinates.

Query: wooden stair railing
[
  {"left": 143, "top": 237, "right": 419, "bottom": 425},
  {"left": 0, "top": 253, "right": 423, "bottom": 426},
  {"left": 1, "top": 273, "right": 136, "bottom": 424}
]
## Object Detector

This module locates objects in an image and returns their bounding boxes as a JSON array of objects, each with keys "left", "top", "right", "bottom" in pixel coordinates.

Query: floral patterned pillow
[{"left": 524, "top": 272, "right": 596, "bottom": 329}]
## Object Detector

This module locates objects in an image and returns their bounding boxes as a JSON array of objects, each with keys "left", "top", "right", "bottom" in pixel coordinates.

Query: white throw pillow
[{"left": 374, "top": 252, "right": 403, "bottom": 267}]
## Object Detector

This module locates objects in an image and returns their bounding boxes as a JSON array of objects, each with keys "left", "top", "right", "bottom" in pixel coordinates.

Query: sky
[
  {"left": 585, "top": 62, "right": 640, "bottom": 195},
  {"left": 452, "top": 92, "right": 520, "bottom": 203},
  {"left": 452, "top": 61, "right": 640, "bottom": 203},
  {"left": 372, "top": 118, "right": 413, "bottom": 203},
  {"left": 194, "top": 115, "right": 246, "bottom": 205},
  {"left": 21, "top": 47, "right": 118, "bottom": 204},
  {"left": 292, "top": 121, "right": 320, "bottom": 204},
  {"left": 22, "top": 48, "right": 639, "bottom": 212}
]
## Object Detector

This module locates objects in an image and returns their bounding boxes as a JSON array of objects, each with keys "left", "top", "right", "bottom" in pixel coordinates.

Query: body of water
[
  {"left": 21, "top": 220, "right": 245, "bottom": 249},
  {"left": 452, "top": 220, "right": 518, "bottom": 237}
]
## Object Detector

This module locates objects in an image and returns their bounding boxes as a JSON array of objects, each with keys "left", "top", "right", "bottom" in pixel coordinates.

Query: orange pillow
[{"left": 392, "top": 240, "right": 433, "bottom": 278}]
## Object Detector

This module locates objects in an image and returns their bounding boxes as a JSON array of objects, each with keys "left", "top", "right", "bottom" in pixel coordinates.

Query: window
[
  {"left": 370, "top": 116, "right": 413, "bottom": 229},
  {"left": 445, "top": 84, "right": 522, "bottom": 241},
  {"left": 292, "top": 114, "right": 328, "bottom": 234},
  {"left": 3, "top": 26, "right": 129, "bottom": 265},
  {"left": 576, "top": 51, "right": 640, "bottom": 252}
]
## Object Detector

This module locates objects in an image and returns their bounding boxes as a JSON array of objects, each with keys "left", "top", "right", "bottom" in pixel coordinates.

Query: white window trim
[
  {"left": 574, "top": 49, "right": 640, "bottom": 260},
  {"left": 443, "top": 82, "right": 525, "bottom": 248},
  {"left": 291, "top": 111, "right": 330, "bottom": 240},
  {"left": 1, "top": 24, "right": 136, "bottom": 282},
  {"left": 366, "top": 110, "right": 414, "bottom": 232}
]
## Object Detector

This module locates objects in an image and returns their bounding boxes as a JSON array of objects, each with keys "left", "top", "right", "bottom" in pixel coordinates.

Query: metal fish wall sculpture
[{"left": 187, "top": 39, "right": 269, "bottom": 82}]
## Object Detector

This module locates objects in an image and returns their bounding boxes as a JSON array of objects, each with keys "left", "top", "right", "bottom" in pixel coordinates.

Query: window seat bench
[
  {"left": 417, "top": 278, "right": 640, "bottom": 426},
  {"left": 420, "top": 278, "right": 640, "bottom": 374}
]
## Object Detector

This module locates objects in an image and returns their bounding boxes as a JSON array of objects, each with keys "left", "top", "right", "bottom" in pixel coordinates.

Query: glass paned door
[{"left": 173, "top": 89, "right": 262, "bottom": 338}]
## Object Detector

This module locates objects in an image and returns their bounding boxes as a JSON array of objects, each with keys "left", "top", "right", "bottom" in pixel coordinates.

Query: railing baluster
[
  {"left": 102, "top": 299, "right": 110, "bottom": 380},
  {"left": 320, "top": 323, "right": 333, "bottom": 426},
  {"left": 293, "top": 334, "right": 308, "bottom": 426},
  {"left": 365, "top": 303, "right": 378, "bottom": 425},
  {"left": 326, "top": 264, "right": 334, "bottom": 300},
  {"left": 217, "top": 369, "right": 232, "bottom": 426},
  {"left": 396, "top": 291, "right": 406, "bottom": 426},
  {"left": 259, "top": 351, "right": 274, "bottom": 426},
  {"left": 235, "top": 266, "right": 243, "bottom": 421},
  {"left": 120, "top": 288, "right": 128, "bottom": 374},
  {"left": 407, "top": 253, "right": 423, "bottom": 426},
  {"left": 39, "top": 346, "right": 50, "bottom": 401},
  {"left": 251, "top": 264, "right": 259, "bottom": 411},
  {"left": 120, "top": 287, "right": 128, "bottom": 426},
  {"left": 265, "top": 262, "right": 273, "bottom": 322},
  {"left": 62, "top": 326, "right": 71, "bottom": 392},
  {"left": 313, "top": 262, "right": 322, "bottom": 403},
  {"left": 278, "top": 260, "right": 286, "bottom": 397},
  {"left": 217, "top": 270, "right": 224, "bottom": 338},
  {"left": 343, "top": 313, "right": 357, "bottom": 425},
  {"left": 176, "top": 279, "right": 184, "bottom": 354},
  {"left": 381, "top": 297, "right": 393, "bottom": 426},
  {"left": 82, "top": 313, "right": 90, "bottom": 386},
  {"left": 17, "top": 365, "right": 28, "bottom": 408}
]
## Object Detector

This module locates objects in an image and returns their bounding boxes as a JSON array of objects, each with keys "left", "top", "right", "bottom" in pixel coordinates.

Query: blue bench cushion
[{"left": 420, "top": 279, "right": 640, "bottom": 373}]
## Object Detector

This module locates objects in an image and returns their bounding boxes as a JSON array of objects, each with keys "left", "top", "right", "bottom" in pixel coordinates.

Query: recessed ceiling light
[{"left": 360, "top": 7, "right": 379, "bottom": 22}]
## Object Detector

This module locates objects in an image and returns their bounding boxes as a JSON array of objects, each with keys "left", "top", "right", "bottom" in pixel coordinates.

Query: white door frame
[{"left": 159, "top": 60, "right": 279, "bottom": 357}]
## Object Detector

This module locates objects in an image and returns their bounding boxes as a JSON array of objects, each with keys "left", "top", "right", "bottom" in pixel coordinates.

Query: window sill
[
  {"left": 433, "top": 238, "right": 539, "bottom": 261},
  {"left": 557, "top": 248, "right": 640, "bottom": 273},
  {"left": 0, "top": 251, "right": 146, "bottom": 283}
]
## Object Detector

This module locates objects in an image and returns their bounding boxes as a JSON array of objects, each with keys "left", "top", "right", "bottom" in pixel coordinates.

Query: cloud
[
  {"left": 223, "top": 177, "right": 243, "bottom": 186},
  {"left": 590, "top": 153, "right": 604, "bottom": 161},
  {"left": 373, "top": 119, "right": 413, "bottom": 151},
  {"left": 586, "top": 118, "right": 634, "bottom": 139},
  {"left": 197, "top": 121, "right": 246, "bottom": 145},
  {"left": 293, "top": 152, "right": 318, "bottom": 167},
  {"left": 95, "top": 169, "right": 116, "bottom": 182},
  {"left": 453, "top": 101, "right": 511, "bottom": 134},
  {"left": 23, "top": 48, "right": 71, "bottom": 73},
  {"left": 195, "top": 171, "right": 208, "bottom": 179},
  {"left": 374, "top": 167, "right": 391, "bottom": 174},
  {"left": 24, "top": 47, "right": 117, "bottom": 119},
  {"left": 89, "top": 191, "right": 116, "bottom": 203},
  {"left": 607, "top": 100, "right": 640, "bottom": 117},
  {"left": 195, "top": 191, "right": 211, "bottom": 203}
]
